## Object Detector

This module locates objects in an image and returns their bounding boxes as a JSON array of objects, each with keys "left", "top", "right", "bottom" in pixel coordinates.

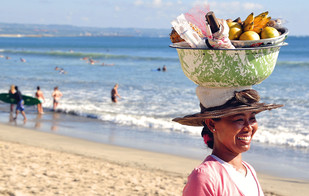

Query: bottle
[{"left": 205, "top": 11, "right": 220, "bottom": 48}]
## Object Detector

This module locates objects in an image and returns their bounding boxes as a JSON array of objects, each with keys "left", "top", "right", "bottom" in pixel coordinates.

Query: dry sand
[{"left": 0, "top": 123, "right": 308, "bottom": 196}]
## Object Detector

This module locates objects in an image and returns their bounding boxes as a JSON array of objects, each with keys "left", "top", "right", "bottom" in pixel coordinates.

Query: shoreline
[
  {"left": 1, "top": 108, "right": 309, "bottom": 182},
  {"left": 1, "top": 123, "right": 309, "bottom": 195}
]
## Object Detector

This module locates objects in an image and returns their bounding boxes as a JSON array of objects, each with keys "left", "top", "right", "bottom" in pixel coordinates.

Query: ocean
[{"left": 0, "top": 35, "right": 308, "bottom": 180}]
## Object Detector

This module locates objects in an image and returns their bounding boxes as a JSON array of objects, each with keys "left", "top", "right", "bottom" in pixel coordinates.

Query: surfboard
[{"left": 0, "top": 93, "right": 40, "bottom": 106}]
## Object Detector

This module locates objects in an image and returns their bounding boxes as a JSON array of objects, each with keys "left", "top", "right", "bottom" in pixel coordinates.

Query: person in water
[
  {"left": 8, "top": 85, "right": 16, "bottom": 112},
  {"left": 173, "top": 89, "right": 282, "bottom": 196},
  {"left": 111, "top": 83, "right": 121, "bottom": 103},
  {"left": 13, "top": 86, "right": 27, "bottom": 121},
  {"left": 35, "top": 86, "right": 45, "bottom": 114},
  {"left": 52, "top": 86, "right": 63, "bottom": 111}
]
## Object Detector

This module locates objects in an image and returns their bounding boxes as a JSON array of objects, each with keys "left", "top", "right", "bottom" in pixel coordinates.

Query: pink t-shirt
[{"left": 183, "top": 155, "right": 263, "bottom": 196}]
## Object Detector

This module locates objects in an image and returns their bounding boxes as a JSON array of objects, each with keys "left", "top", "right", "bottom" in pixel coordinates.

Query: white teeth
[{"left": 237, "top": 136, "right": 251, "bottom": 141}]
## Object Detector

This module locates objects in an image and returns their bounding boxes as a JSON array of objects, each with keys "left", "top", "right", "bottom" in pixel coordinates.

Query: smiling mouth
[{"left": 237, "top": 136, "right": 251, "bottom": 141}]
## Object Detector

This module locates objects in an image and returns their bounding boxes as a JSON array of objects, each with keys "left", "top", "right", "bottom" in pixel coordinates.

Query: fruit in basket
[
  {"left": 243, "top": 13, "right": 254, "bottom": 31},
  {"left": 228, "top": 22, "right": 243, "bottom": 40},
  {"left": 267, "top": 19, "right": 282, "bottom": 29},
  {"left": 261, "top": 27, "right": 280, "bottom": 39},
  {"left": 253, "top": 16, "right": 271, "bottom": 34},
  {"left": 229, "top": 27, "right": 243, "bottom": 40},
  {"left": 244, "top": 22, "right": 254, "bottom": 31},
  {"left": 239, "top": 31, "right": 260, "bottom": 40},
  {"left": 233, "top": 17, "right": 242, "bottom": 24},
  {"left": 227, "top": 22, "right": 242, "bottom": 29},
  {"left": 226, "top": 11, "right": 281, "bottom": 43},
  {"left": 226, "top": 19, "right": 233, "bottom": 23},
  {"left": 253, "top": 11, "right": 268, "bottom": 24}
]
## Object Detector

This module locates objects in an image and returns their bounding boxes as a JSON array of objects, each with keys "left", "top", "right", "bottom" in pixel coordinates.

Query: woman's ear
[{"left": 204, "top": 119, "right": 216, "bottom": 133}]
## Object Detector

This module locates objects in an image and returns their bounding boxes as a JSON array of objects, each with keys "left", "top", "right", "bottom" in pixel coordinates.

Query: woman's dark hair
[{"left": 201, "top": 118, "right": 221, "bottom": 149}]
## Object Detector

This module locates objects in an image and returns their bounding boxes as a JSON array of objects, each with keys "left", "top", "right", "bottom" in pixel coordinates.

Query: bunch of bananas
[
  {"left": 227, "top": 11, "right": 279, "bottom": 41},
  {"left": 243, "top": 11, "right": 271, "bottom": 34}
]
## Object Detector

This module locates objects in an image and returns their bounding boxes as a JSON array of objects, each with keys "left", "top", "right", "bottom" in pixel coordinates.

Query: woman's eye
[{"left": 250, "top": 117, "right": 256, "bottom": 122}]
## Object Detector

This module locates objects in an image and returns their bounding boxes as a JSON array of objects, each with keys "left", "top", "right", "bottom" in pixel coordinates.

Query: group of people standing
[
  {"left": 9, "top": 83, "right": 120, "bottom": 122},
  {"left": 8, "top": 85, "right": 63, "bottom": 122},
  {"left": 35, "top": 86, "right": 63, "bottom": 113}
]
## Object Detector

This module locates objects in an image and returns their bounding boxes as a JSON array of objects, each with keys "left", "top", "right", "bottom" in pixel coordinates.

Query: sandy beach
[{"left": 0, "top": 123, "right": 308, "bottom": 196}]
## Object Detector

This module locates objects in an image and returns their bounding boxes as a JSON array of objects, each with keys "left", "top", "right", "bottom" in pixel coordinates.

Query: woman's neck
[{"left": 212, "top": 148, "right": 243, "bottom": 168}]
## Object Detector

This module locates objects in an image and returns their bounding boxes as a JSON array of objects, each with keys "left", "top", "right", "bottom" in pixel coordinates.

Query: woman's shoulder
[
  {"left": 183, "top": 156, "right": 230, "bottom": 195},
  {"left": 190, "top": 156, "right": 224, "bottom": 178}
]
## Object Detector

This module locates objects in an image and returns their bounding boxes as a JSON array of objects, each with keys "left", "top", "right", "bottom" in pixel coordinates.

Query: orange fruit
[
  {"left": 239, "top": 31, "right": 260, "bottom": 40},
  {"left": 261, "top": 27, "right": 280, "bottom": 39},
  {"left": 229, "top": 27, "right": 242, "bottom": 40}
]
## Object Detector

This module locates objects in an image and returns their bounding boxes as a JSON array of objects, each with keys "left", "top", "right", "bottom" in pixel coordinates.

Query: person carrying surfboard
[
  {"left": 8, "top": 85, "right": 16, "bottom": 112},
  {"left": 13, "top": 86, "right": 27, "bottom": 122}
]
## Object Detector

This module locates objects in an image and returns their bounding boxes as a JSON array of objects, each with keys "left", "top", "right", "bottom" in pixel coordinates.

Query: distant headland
[{"left": 0, "top": 23, "right": 170, "bottom": 38}]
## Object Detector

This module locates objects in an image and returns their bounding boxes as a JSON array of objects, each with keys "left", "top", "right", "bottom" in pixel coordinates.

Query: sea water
[{"left": 0, "top": 36, "right": 308, "bottom": 180}]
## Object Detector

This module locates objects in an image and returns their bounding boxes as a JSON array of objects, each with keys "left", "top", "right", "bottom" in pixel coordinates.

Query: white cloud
[
  {"left": 191, "top": 1, "right": 264, "bottom": 14},
  {"left": 81, "top": 17, "right": 89, "bottom": 22},
  {"left": 243, "top": 3, "right": 263, "bottom": 10},
  {"left": 114, "top": 6, "right": 121, "bottom": 12},
  {"left": 134, "top": 0, "right": 144, "bottom": 6},
  {"left": 189, "top": 1, "right": 264, "bottom": 19},
  {"left": 153, "top": 0, "right": 162, "bottom": 7},
  {"left": 133, "top": 0, "right": 175, "bottom": 9}
]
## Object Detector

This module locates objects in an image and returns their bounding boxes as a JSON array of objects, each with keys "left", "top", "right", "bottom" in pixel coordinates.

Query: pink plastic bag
[{"left": 184, "top": 5, "right": 210, "bottom": 37}]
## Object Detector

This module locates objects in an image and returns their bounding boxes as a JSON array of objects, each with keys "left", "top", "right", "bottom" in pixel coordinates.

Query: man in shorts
[
  {"left": 35, "top": 86, "right": 45, "bottom": 114},
  {"left": 14, "top": 86, "right": 27, "bottom": 121}
]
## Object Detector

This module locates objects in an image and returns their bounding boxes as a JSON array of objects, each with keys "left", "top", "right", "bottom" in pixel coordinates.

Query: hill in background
[{"left": 0, "top": 23, "right": 170, "bottom": 37}]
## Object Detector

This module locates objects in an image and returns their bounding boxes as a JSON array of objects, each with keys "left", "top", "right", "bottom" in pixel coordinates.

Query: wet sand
[{"left": 0, "top": 123, "right": 309, "bottom": 196}]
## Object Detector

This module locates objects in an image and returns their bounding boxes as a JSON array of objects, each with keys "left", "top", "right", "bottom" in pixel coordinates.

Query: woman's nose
[{"left": 243, "top": 120, "right": 253, "bottom": 131}]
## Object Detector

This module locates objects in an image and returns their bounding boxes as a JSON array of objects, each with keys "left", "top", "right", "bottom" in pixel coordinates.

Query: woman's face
[{"left": 212, "top": 111, "right": 258, "bottom": 155}]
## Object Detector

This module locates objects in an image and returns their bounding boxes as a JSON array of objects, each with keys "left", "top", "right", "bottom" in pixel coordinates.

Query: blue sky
[{"left": 0, "top": 0, "right": 305, "bottom": 35}]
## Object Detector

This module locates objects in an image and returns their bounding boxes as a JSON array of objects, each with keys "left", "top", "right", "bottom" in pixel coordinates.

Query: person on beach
[
  {"left": 13, "top": 86, "right": 27, "bottom": 121},
  {"left": 35, "top": 86, "right": 45, "bottom": 114},
  {"left": 173, "top": 89, "right": 282, "bottom": 196},
  {"left": 111, "top": 84, "right": 121, "bottom": 103},
  {"left": 9, "top": 85, "right": 16, "bottom": 112},
  {"left": 52, "top": 86, "right": 62, "bottom": 111}
]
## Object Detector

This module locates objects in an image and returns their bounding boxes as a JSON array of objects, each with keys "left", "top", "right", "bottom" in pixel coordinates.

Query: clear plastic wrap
[{"left": 171, "top": 14, "right": 206, "bottom": 48}]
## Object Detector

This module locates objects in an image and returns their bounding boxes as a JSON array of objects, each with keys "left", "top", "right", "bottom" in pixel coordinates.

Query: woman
[
  {"left": 52, "top": 86, "right": 63, "bottom": 111},
  {"left": 173, "top": 89, "right": 282, "bottom": 196}
]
